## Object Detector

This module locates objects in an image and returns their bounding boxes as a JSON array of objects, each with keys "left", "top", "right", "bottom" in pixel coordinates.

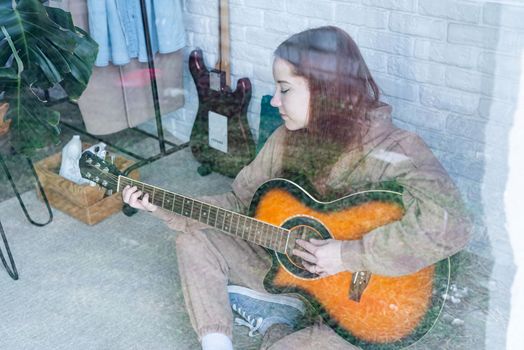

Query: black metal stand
[
  {"left": 0, "top": 151, "right": 53, "bottom": 280},
  {"left": 0, "top": 153, "right": 53, "bottom": 227},
  {"left": 0, "top": 219, "right": 18, "bottom": 280}
]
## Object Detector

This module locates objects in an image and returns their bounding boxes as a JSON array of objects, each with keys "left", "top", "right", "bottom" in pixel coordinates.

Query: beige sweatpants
[{"left": 175, "top": 226, "right": 359, "bottom": 350}]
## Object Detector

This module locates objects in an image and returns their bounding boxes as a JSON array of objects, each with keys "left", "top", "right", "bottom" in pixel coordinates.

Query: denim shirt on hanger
[{"left": 87, "top": 0, "right": 185, "bottom": 67}]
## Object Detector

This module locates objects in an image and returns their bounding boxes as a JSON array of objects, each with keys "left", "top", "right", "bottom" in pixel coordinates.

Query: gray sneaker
[{"left": 227, "top": 285, "right": 306, "bottom": 337}]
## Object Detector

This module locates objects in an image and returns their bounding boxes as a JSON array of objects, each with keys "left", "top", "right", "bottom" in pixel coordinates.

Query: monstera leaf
[{"left": 0, "top": 0, "right": 98, "bottom": 155}]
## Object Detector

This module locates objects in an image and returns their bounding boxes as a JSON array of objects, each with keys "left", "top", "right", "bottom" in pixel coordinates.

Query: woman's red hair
[
  {"left": 274, "top": 26, "right": 381, "bottom": 197},
  {"left": 275, "top": 26, "right": 380, "bottom": 147}
]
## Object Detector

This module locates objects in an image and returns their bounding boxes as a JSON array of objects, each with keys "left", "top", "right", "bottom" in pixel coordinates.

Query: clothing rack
[
  {"left": 15, "top": 0, "right": 188, "bottom": 226},
  {"left": 61, "top": 0, "right": 189, "bottom": 178},
  {"left": 1, "top": 0, "right": 187, "bottom": 278}
]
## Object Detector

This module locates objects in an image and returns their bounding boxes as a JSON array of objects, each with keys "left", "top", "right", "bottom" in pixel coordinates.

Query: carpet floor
[{"left": 0, "top": 146, "right": 261, "bottom": 350}]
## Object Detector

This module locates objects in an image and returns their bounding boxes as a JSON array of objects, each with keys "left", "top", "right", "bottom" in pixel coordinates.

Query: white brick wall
[
  {"left": 419, "top": 0, "right": 481, "bottom": 23},
  {"left": 162, "top": 0, "right": 523, "bottom": 269},
  {"left": 149, "top": 0, "right": 524, "bottom": 347},
  {"left": 389, "top": 13, "right": 446, "bottom": 39},
  {"left": 168, "top": 0, "right": 523, "bottom": 205},
  {"left": 334, "top": 4, "right": 388, "bottom": 29}
]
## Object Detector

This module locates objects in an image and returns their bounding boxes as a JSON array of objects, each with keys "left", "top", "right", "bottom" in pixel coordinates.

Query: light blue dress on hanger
[{"left": 87, "top": 0, "right": 185, "bottom": 67}]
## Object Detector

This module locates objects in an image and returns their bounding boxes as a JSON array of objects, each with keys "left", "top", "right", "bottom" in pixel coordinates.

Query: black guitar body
[{"left": 189, "top": 49, "right": 256, "bottom": 178}]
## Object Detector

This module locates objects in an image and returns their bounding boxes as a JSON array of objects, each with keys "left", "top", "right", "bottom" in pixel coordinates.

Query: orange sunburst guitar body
[
  {"left": 249, "top": 179, "right": 450, "bottom": 350},
  {"left": 79, "top": 152, "right": 451, "bottom": 350}
]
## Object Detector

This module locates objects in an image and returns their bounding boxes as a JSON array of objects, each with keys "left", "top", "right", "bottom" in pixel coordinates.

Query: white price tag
[
  {"left": 208, "top": 111, "right": 228, "bottom": 153},
  {"left": 210, "top": 71, "right": 221, "bottom": 91}
]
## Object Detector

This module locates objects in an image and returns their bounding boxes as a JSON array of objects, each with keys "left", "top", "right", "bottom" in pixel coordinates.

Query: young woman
[{"left": 123, "top": 26, "right": 471, "bottom": 350}]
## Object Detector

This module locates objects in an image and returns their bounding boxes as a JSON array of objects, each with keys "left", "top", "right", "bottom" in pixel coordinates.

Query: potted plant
[{"left": 0, "top": 0, "right": 98, "bottom": 155}]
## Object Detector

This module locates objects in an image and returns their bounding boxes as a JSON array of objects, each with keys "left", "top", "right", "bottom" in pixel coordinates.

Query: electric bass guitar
[
  {"left": 188, "top": 0, "right": 255, "bottom": 178},
  {"left": 79, "top": 151, "right": 450, "bottom": 349}
]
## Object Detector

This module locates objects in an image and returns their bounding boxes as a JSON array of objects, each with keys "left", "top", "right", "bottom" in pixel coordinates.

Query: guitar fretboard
[{"left": 118, "top": 177, "right": 290, "bottom": 253}]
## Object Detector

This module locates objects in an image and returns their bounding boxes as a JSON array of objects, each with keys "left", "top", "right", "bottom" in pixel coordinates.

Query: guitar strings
[{"left": 83, "top": 164, "right": 292, "bottom": 247}]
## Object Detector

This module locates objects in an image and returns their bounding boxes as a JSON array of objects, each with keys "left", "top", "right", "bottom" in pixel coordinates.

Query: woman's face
[{"left": 270, "top": 58, "right": 310, "bottom": 131}]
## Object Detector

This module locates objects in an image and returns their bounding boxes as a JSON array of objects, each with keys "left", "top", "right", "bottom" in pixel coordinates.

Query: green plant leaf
[
  {"left": 0, "top": 0, "right": 98, "bottom": 155},
  {"left": 8, "top": 86, "right": 61, "bottom": 155},
  {"left": 0, "top": 67, "right": 17, "bottom": 82}
]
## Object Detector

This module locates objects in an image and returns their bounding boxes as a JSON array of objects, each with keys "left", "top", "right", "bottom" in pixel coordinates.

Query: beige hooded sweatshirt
[{"left": 153, "top": 103, "right": 471, "bottom": 276}]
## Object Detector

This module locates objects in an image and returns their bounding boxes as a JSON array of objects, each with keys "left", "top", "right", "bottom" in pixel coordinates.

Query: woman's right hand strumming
[{"left": 122, "top": 185, "right": 158, "bottom": 212}]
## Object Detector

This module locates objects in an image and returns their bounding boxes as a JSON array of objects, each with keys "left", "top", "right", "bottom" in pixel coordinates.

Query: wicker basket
[{"left": 34, "top": 149, "right": 139, "bottom": 225}]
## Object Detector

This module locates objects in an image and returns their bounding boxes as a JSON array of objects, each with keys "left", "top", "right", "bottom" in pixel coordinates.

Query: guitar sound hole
[{"left": 288, "top": 225, "right": 324, "bottom": 271}]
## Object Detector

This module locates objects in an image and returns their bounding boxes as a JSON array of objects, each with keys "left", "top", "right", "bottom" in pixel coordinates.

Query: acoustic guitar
[
  {"left": 188, "top": 0, "right": 255, "bottom": 178},
  {"left": 79, "top": 151, "right": 450, "bottom": 349}
]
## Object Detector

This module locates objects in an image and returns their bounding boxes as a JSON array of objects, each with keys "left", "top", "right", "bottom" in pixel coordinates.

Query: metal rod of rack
[{"left": 139, "top": 0, "right": 166, "bottom": 155}]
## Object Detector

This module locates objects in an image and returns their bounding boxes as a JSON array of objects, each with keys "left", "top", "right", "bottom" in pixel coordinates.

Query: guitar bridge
[{"left": 349, "top": 271, "right": 371, "bottom": 302}]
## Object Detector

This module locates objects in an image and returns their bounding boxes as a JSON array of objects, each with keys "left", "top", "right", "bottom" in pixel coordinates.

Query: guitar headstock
[{"left": 79, "top": 151, "right": 122, "bottom": 191}]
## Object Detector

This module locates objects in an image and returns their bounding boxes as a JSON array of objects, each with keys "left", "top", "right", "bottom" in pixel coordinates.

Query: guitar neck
[
  {"left": 117, "top": 176, "right": 289, "bottom": 254},
  {"left": 218, "top": 0, "right": 231, "bottom": 86}
]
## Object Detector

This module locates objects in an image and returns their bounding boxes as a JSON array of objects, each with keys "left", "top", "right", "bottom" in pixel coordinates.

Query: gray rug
[
  {"left": 0, "top": 142, "right": 493, "bottom": 350},
  {"left": 0, "top": 148, "right": 261, "bottom": 350}
]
